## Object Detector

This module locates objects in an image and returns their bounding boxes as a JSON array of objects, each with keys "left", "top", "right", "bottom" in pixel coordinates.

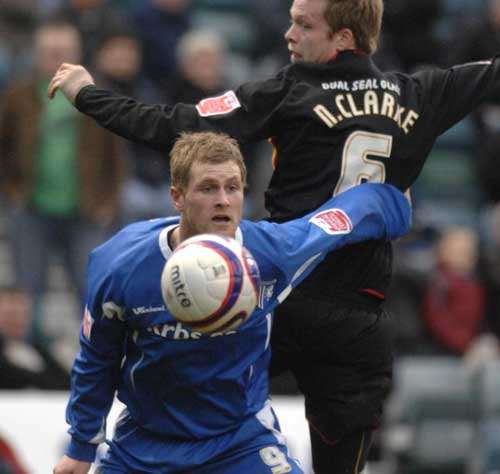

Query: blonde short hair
[
  {"left": 324, "top": 0, "right": 383, "bottom": 55},
  {"left": 170, "top": 132, "right": 247, "bottom": 192}
]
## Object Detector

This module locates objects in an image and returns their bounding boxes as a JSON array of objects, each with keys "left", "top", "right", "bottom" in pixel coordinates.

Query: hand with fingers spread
[
  {"left": 53, "top": 455, "right": 91, "bottom": 474},
  {"left": 48, "top": 63, "right": 95, "bottom": 104}
]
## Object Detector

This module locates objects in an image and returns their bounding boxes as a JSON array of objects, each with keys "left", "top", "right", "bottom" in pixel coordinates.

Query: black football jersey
[{"left": 75, "top": 51, "right": 500, "bottom": 296}]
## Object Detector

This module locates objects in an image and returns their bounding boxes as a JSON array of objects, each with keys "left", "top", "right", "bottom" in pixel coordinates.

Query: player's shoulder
[
  {"left": 238, "top": 219, "right": 280, "bottom": 252},
  {"left": 238, "top": 220, "right": 259, "bottom": 249},
  {"left": 89, "top": 217, "right": 179, "bottom": 273},
  {"left": 120, "top": 217, "right": 177, "bottom": 236},
  {"left": 402, "top": 64, "right": 447, "bottom": 87},
  {"left": 238, "top": 219, "right": 264, "bottom": 236},
  {"left": 279, "top": 62, "right": 318, "bottom": 82}
]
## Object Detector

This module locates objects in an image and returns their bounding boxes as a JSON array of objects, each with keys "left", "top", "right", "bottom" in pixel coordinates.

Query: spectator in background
[
  {"left": 479, "top": 204, "right": 500, "bottom": 341},
  {"left": 449, "top": 0, "right": 500, "bottom": 67},
  {"left": 92, "top": 28, "right": 172, "bottom": 223},
  {"left": 249, "top": 0, "right": 290, "bottom": 70},
  {"left": 168, "top": 29, "right": 265, "bottom": 219},
  {"left": 382, "top": 0, "right": 444, "bottom": 72},
  {"left": 0, "top": 18, "right": 125, "bottom": 342},
  {"left": 386, "top": 223, "right": 442, "bottom": 356},
  {"left": 448, "top": 0, "right": 500, "bottom": 205},
  {"left": 130, "top": 0, "right": 192, "bottom": 89},
  {"left": 93, "top": 28, "right": 156, "bottom": 100},
  {"left": 422, "top": 227, "right": 485, "bottom": 355},
  {"left": 168, "top": 29, "right": 227, "bottom": 105},
  {"left": 0, "top": 286, "right": 69, "bottom": 390},
  {"left": 0, "top": 0, "right": 38, "bottom": 86},
  {"left": 55, "top": 0, "right": 128, "bottom": 66}
]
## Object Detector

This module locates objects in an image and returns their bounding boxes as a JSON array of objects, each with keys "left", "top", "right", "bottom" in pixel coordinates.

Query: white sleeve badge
[
  {"left": 196, "top": 91, "right": 241, "bottom": 117},
  {"left": 310, "top": 209, "right": 353, "bottom": 235}
]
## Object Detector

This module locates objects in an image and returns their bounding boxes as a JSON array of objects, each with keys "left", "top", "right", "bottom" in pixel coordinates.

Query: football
[{"left": 161, "top": 234, "right": 261, "bottom": 333}]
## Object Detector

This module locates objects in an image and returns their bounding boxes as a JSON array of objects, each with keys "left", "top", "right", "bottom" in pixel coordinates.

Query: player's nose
[
  {"left": 284, "top": 24, "right": 296, "bottom": 42},
  {"left": 215, "top": 189, "right": 230, "bottom": 207}
]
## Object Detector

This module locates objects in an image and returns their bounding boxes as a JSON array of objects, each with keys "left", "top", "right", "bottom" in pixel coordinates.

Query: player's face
[
  {"left": 173, "top": 161, "right": 244, "bottom": 239},
  {"left": 285, "top": 0, "right": 338, "bottom": 64}
]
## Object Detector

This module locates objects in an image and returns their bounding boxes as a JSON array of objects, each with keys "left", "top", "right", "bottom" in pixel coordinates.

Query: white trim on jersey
[
  {"left": 158, "top": 224, "right": 178, "bottom": 259},
  {"left": 158, "top": 225, "right": 244, "bottom": 258},
  {"left": 277, "top": 253, "right": 322, "bottom": 304},
  {"left": 256, "top": 400, "right": 287, "bottom": 447},
  {"left": 454, "top": 60, "right": 493, "bottom": 69}
]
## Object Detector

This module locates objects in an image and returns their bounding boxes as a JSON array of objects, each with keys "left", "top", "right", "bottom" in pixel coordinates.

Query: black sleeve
[
  {"left": 75, "top": 76, "right": 293, "bottom": 153},
  {"left": 412, "top": 55, "right": 500, "bottom": 135}
]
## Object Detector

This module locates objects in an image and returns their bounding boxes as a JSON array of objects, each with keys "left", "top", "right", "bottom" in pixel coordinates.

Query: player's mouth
[{"left": 212, "top": 215, "right": 231, "bottom": 224}]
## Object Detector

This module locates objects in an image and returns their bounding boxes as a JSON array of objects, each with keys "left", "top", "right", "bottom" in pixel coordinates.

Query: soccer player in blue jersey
[{"left": 53, "top": 132, "right": 410, "bottom": 474}]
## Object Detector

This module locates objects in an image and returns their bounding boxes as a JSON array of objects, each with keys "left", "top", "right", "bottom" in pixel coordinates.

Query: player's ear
[
  {"left": 170, "top": 186, "right": 184, "bottom": 212},
  {"left": 333, "top": 28, "right": 356, "bottom": 49}
]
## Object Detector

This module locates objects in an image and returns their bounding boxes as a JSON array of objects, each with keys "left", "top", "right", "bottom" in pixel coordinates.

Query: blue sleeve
[
  {"left": 244, "top": 183, "right": 411, "bottom": 305},
  {"left": 65, "top": 251, "right": 126, "bottom": 462}
]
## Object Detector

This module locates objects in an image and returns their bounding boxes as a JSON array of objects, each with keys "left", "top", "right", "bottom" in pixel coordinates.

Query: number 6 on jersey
[{"left": 334, "top": 131, "right": 393, "bottom": 196}]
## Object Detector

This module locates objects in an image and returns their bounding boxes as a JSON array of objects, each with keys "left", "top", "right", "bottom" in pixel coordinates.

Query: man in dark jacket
[
  {"left": 0, "top": 286, "right": 69, "bottom": 390},
  {"left": 0, "top": 18, "right": 125, "bottom": 342}
]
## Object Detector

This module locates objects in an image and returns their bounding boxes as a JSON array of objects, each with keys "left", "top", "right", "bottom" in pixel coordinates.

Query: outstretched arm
[
  {"left": 47, "top": 63, "right": 291, "bottom": 151},
  {"left": 243, "top": 183, "right": 412, "bottom": 305},
  {"left": 413, "top": 56, "right": 500, "bottom": 135}
]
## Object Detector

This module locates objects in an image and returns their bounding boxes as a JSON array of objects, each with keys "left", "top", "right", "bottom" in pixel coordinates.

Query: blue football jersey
[{"left": 65, "top": 183, "right": 411, "bottom": 462}]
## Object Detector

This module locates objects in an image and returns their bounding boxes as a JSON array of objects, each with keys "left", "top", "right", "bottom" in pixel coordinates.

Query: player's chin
[{"left": 207, "top": 221, "right": 237, "bottom": 238}]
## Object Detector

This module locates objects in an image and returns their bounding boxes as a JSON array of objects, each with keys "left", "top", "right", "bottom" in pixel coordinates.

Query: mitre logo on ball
[{"left": 161, "top": 234, "right": 261, "bottom": 334}]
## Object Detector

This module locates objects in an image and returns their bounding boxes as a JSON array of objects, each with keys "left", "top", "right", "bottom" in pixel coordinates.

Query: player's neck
[
  {"left": 171, "top": 225, "right": 199, "bottom": 249},
  {"left": 170, "top": 226, "right": 181, "bottom": 250},
  {"left": 329, "top": 48, "right": 366, "bottom": 62}
]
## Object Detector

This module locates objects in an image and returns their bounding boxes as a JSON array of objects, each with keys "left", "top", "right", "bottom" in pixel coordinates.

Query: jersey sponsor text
[{"left": 146, "top": 321, "right": 236, "bottom": 340}]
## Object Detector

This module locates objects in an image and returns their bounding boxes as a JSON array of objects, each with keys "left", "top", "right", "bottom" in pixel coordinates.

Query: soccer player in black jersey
[{"left": 48, "top": 0, "right": 500, "bottom": 471}]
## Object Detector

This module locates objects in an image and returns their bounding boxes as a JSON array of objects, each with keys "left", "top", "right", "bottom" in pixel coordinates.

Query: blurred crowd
[
  {"left": 0, "top": 0, "right": 499, "bottom": 393},
  {"left": 1, "top": 0, "right": 500, "bottom": 472}
]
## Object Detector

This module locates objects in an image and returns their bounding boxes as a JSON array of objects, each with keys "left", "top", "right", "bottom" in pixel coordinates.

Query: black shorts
[{"left": 271, "top": 290, "right": 394, "bottom": 472}]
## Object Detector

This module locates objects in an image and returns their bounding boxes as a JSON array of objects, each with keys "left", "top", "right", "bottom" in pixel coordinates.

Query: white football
[{"left": 161, "top": 234, "right": 261, "bottom": 333}]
